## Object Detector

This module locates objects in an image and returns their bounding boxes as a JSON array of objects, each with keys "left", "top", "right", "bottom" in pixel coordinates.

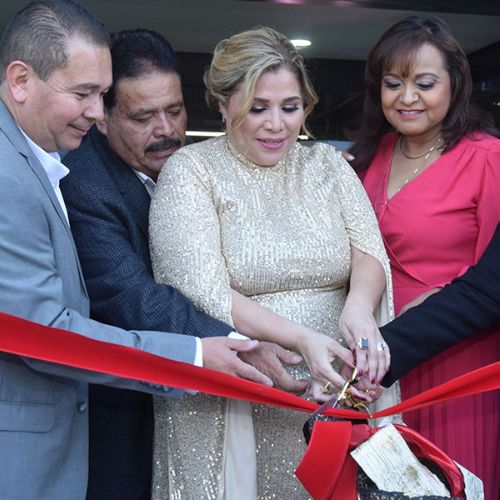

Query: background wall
[{"left": 1, "top": 0, "right": 499, "bottom": 139}]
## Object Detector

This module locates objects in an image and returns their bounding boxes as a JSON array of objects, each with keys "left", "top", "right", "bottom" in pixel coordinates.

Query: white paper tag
[
  {"left": 456, "top": 462, "right": 483, "bottom": 499},
  {"left": 351, "top": 424, "right": 450, "bottom": 497}
]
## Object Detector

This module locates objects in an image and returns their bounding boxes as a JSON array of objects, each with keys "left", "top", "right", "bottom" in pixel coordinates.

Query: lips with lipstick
[
  {"left": 397, "top": 109, "right": 424, "bottom": 117},
  {"left": 258, "top": 138, "right": 286, "bottom": 149}
]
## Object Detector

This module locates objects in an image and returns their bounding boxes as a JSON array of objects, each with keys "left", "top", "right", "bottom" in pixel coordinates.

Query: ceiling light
[
  {"left": 290, "top": 39, "right": 311, "bottom": 49},
  {"left": 187, "top": 131, "right": 309, "bottom": 141},
  {"left": 186, "top": 130, "right": 225, "bottom": 138}
]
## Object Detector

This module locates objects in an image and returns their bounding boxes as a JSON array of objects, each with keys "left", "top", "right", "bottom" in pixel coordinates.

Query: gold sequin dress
[{"left": 149, "top": 136, "right": 397, "bottom": 500}]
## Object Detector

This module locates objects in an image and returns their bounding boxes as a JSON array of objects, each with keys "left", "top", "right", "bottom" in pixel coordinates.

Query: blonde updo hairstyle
[{"left": 204, "top": 26, "right": 318, "bottom": 136}]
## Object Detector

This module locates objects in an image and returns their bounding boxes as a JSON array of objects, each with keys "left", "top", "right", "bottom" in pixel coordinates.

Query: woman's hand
[
  {"left": 339, "top": 300, "right": 390, "bottom": 386},
  {"left": 294, "top": 329, "right": 358, "bottom": 402},
  {"left": 399, "top": 288, "right": 441, "bottom": 316},
  {"left": 341, "top": 247, "right": 390, "bottom": 386},
  {"left": 347, "top": 365, "right": 385, "bottom": 403},
  {"left": 229, "top": 288, "right": 382, "bottom": 399}
]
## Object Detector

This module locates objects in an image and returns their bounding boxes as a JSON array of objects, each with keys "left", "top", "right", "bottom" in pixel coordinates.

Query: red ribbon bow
[{"left": 296, "top": 422, "right": 466, "bottom": 499}]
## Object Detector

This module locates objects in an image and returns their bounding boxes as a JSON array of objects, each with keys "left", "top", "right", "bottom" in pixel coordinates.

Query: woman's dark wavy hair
[{"left": 349, "top": 15, "right": 497, "bottom": 171}]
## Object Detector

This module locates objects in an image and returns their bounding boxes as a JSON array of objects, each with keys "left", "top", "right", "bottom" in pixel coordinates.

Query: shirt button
[{"left": 77, "top": 401, "right": 87, "bottom": 413}]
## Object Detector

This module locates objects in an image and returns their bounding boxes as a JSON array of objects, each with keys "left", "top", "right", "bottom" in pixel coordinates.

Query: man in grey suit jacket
[{"left": 0, "top": 2, "right": 267, "bottom": 499}]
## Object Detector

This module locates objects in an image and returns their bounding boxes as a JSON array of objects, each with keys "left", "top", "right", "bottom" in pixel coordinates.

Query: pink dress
[{"left": 362, "top": 132, "right": 500, "bottom": 500}]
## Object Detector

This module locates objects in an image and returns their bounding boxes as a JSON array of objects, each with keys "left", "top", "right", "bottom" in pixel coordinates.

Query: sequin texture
[{"left": 150, "top": 136, "right": 396, "bottom": 499}]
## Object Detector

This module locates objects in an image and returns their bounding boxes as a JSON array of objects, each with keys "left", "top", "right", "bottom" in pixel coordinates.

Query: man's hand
[
  {"left": 239, "top": 341, "right": 308, "bottom": 395},
  {"left": 201, "top": 337, "right": 273, "bottom": 386}
]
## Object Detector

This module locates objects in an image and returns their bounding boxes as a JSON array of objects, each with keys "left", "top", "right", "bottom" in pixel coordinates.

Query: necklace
[
  {"left": 373, "top": 135, "right": 446, "bottom": 215},
  {"left": 399, "top": 135, "right": 444, "bottom": 161},
  {"left": 395, "top": 163, "right": 425, "bottom": 194},
  {"left": 393, "top": 136, "right": 445, "bottom": 195}
]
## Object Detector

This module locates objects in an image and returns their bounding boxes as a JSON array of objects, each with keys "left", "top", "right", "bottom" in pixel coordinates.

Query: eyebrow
[
  {"left": 383, "top": 71, "right": 440, "bottom": 79},
  {"left": 415, "top": 72, "right": 440, "bottom": 78},
  {"left": 132, "top": 100, "right": 184, "bottom": 115},
  {"left": 74, "top": 83, "right": 105, "bottom": 91},
  {"left": 253, "top": 96, "right": 302, "bottom": 104}
]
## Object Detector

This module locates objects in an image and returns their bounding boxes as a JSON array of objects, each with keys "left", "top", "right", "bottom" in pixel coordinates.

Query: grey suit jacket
[{"left": 0, "top": 100, "right": 196, "bottom": 500}]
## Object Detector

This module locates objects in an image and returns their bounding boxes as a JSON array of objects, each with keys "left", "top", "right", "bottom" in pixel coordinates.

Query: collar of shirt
[
  {"left": 18, "top": 127, "right": 70, "bottom": 222},
  {"left": 18, "top": 128, "right": 70, "bottom": 187},
  {"left": 133, "top": 169, "right": 156, "bottom": 198}
]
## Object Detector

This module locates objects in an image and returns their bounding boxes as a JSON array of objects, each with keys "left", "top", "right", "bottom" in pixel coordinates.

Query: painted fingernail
[{"left": 371, "top": 378, "right": 375, "bottom": 384}]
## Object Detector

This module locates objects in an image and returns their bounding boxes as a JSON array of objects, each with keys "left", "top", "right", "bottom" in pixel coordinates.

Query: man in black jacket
[{"left": 381, "top": 223, "right": 499, "bottom": 386}]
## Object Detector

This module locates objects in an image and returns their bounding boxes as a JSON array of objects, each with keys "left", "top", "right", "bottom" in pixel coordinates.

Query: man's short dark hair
[
  {"left": 0, "top": 0, "right": 109, "bottom": 82},
  {"left": 104, "top": 29, "right": 182, "bottom": 110}
]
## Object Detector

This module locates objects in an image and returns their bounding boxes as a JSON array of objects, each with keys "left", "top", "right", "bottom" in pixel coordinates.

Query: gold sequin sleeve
[
  {"left": 149, "top": 147, "right": 234, "bottom": 326},
  {"left": 320, "top": 144, "right": 394, "bottom": 320},
  {"left": 315, "top": 144, "right": 399, "bottom": 418}
]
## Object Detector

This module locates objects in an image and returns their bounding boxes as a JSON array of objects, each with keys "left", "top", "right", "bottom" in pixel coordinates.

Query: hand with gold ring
[
  {"left": 310, "top": 369, "right": 368, "bottom": 404},
  {"left": 339, "top": 363, "right": 384, "bottom": 403},
  {"left": 294, "top": 327, "right": 356, "bottom": 403},
  {"left": 360, "top": 386, "right": 383, "bottom": 402},
  {"left": 321, "top": 381, "right": 333, "bottom": 394}
]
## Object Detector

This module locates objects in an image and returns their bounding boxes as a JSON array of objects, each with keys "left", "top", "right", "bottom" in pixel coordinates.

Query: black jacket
[
  {"left": 62, "top": 127, "right": 232, "bottom": 500},
  {"left": 382, "top": 223, "right": 499, "bottom": 386}
]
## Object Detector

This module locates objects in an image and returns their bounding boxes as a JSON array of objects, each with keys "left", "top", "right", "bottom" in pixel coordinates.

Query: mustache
[{"left": 146, "top": 137, "right": 182, "bottom": 153}]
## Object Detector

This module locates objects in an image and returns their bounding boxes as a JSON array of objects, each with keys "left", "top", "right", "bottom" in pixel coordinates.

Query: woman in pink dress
[{"left": 350, "top": 16, "right": 500, "bottom": 499}]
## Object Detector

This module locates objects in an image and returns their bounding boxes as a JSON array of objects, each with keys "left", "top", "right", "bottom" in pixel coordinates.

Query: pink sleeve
[{"left": 474, "top": 141, "right": 500, "bottom": 262}]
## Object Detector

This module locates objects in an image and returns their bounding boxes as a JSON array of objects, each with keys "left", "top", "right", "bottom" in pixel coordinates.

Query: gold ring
[
  {"left": 356, "top": 337, "right": 369, "bottom": 350},
  {"left": 321, "top": 381, "right": 333, "bottom": 394}
]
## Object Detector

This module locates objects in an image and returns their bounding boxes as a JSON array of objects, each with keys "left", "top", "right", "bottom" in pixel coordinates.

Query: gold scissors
[
  {"left": 303, "top": 367, "right": 371, "bottom": 443},
  {"left": 311, "top": 367, "right": 371, "bottom": 419}
]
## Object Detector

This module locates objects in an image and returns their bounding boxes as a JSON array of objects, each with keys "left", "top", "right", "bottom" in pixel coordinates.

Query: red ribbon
[{"left": 0, "top": 311, "right": 499, "bottom": 496}]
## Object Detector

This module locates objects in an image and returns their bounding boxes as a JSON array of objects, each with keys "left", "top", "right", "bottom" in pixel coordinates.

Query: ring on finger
[
  {"left": 356, "top": 337, "right": 369, "bottom": 350},
  {"left": 377, "top": 342, "right": 387, "bottom": 353},
  {"left": 321, "top": 381, "right": 333, "bottom": 394}
]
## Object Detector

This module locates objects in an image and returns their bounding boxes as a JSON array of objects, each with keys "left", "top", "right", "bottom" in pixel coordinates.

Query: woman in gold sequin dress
[{"left": 149, "top": 27, "right": 399, "bottom": 500}]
